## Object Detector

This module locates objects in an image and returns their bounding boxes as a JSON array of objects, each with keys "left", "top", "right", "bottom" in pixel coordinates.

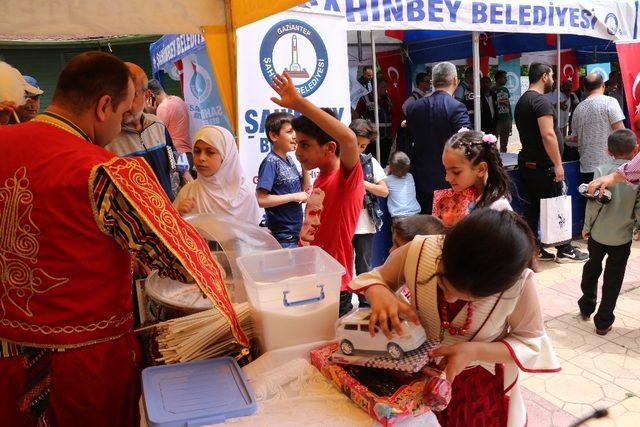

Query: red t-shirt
[{"left": 299, "top": 162, "right": 364, "bottom": 290}]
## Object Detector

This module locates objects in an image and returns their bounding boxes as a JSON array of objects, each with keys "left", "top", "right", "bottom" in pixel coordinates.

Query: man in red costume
[{"left": 0, "top": 51, "right": 247, "bottom": 427}]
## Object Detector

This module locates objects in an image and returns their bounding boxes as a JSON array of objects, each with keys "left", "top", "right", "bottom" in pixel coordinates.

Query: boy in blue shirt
[
  {"left": 579, "top": 129, "right": 640, "bottom": 335},
  {"left": 256, "top": 112, "right": 310, "bottom": 248}
]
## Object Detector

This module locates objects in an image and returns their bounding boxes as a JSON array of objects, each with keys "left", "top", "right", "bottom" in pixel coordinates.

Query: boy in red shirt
[{"left": 271, "top": 73, "right": 364, "bottom": 316}]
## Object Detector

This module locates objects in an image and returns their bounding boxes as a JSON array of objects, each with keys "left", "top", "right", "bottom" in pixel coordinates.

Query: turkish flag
[
  {"left": 385, "top": 30, "right": 404, "bottom": 41},
  {"left": 560, "top": 50, "right": 579, "bottom": 91},
  {"left": 479, "top": 32, "right": 496, "bottom": 58},
  {"left": 616, "top": 42, "right": 640, "bottom": 133},
  {"left": 466, "top": 56, "right": 490, "bottom": 77},
  {"left": 546, "top": 34, "right": 558, "bottom": 46},
  {"left": 175, "top": 59, "right": 185, "bottom": 93},
  {"left": 376, "top": 49, "right": 406, "bottom": 135}
]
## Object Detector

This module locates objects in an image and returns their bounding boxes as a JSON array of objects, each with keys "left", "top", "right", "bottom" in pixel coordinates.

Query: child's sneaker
[{"left": 556, "top": 246, "right": 589, "bottom": 263}]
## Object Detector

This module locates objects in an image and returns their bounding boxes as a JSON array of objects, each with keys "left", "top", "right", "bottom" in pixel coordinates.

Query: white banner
[
  {"left": 237, "top": 10, "right": 351, "bottom": 191},
  {"left": 302, "top": 0, "right": 638, "bottom": 40}
]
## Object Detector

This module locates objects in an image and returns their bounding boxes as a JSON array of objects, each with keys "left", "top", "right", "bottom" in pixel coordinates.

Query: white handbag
[{"left": 540, "top": 183, "right": 572, "bottom": 246}]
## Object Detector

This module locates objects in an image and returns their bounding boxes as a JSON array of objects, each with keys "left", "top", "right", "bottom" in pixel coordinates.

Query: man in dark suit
[
  {"left": 358, "top": 65, "right": 374, "bottom": 93},
  {"left": 406, "top": 61, "right": 472, "bottom": 213},
  {"left": 480, "top": 75, "right": 498, "bottom": 135}
]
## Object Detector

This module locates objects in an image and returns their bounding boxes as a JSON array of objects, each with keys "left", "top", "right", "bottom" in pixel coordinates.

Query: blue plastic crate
[{"left": 142, "top": 357, "right": 257, "bottom": 427}]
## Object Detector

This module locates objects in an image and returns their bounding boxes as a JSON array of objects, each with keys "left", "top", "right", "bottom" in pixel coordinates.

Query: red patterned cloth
[
  {"left": 436, "top": 365, "right": 508, "bottom": 427},
  {"left": 0, "top": 333, "right": 141, "bottom": 427},
  {"left": 102, "top": 157, "right": 247, "bottom": 346},
  {"left": 0, "top": 113, "right": 246, "bottom": 425},
  {"left": 432, "top": 188, "right": 477, "bottom": 228}
]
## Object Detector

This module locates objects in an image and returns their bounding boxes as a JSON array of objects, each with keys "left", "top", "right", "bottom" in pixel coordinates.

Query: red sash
[{"left": 102, "top": 157, "right": 248, "bottom": 346}]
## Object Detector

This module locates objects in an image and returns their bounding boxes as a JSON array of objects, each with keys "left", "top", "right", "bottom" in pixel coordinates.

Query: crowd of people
[{"left": 1, "top": 48, "right": 639, "bottom": 426}]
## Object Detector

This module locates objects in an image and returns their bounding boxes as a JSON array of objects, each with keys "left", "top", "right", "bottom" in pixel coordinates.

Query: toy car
[{"left": 336, "top": 308, "right": 427, "bottom": 359}]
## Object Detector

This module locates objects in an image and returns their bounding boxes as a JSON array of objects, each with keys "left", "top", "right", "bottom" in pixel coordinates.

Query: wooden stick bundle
[{"left": 153, "top": 302, "right": 255, "bottom": 364}]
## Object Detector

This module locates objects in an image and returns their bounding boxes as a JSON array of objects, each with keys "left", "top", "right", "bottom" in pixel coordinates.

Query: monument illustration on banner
[{"left": 284, "top": 35, "right": 309, "bottom": 78}]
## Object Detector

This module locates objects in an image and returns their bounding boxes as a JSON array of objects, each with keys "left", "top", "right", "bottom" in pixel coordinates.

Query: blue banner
[
  {"left": 150, "top": 34, "right": 205, "bottom": 73},
  {"left": 182, "top": 49, "right": 232, "bottom": 134},
  {"left": 498, "top": 56, "right": 521, "bottom": 116}
]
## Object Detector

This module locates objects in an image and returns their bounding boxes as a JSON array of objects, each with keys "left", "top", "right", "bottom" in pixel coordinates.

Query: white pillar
[
  {"left": 472, "top": 32, "right": 481, "bottom": 131},
  {"left": 371, "top": 31, "right": 381, "bottom": 162},
  {"left": 557, "top": 34, "right": 561, "bottom": 122}
]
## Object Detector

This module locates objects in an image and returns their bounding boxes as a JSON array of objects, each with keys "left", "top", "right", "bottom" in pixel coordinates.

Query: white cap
[{"left": 22, "top": 74, "right": 43, "bottom": 96}]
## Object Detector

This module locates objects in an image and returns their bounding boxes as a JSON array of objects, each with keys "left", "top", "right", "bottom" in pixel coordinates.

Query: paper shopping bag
[{"left": 540, "top": 195, "right": 572, "bottom": 246}]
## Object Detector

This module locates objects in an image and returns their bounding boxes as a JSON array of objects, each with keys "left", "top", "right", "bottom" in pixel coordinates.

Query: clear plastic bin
[{"left": 236, "top": 247, "right": 344, "bottom": 352}]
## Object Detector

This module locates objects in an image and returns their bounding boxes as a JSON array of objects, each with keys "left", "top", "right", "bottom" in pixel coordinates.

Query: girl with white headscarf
[{"left": 174, "top": 125, "right": 262, "bottom": 224}]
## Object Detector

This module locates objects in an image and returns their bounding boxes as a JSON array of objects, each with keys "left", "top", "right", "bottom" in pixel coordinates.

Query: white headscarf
[{"left": 174, "top": 125, "right": 262, "bottom": 225}]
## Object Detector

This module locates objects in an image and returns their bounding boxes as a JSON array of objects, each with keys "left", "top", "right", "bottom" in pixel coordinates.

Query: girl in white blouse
[{"left": 348, "top": 209, "right": 559, "bottom": 427}]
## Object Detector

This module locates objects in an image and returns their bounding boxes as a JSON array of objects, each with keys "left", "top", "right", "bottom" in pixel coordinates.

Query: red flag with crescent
[
  {"left": 466, "top": 56, "right": 490, "bottom": 77},
  {"left": 560, "top": 50, "right": 579, "bottom": 91},
  {"left": 616, "top": 42, "right": 640, "bottom": 133},
  {"left": 376, "top": 49, "right": 406, "bottom": 135},
  {"left": 479, "top": 32, "right": 496, "bottom": 58}
]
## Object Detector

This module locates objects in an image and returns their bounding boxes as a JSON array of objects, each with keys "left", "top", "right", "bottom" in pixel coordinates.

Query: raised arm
[{"left": 270, "top": 73, "right": 360, "bottom": 171}]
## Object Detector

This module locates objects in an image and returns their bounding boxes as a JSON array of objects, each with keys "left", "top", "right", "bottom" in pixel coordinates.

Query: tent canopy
[
  {"left": 0, "top": 0, "right": 305, "bottom": 132},
  {"left": 404, "top": 31, "right": 617, "bottom": 64},
  {"left": 0, "top": 0, "right": 301, "bottom": 36}
]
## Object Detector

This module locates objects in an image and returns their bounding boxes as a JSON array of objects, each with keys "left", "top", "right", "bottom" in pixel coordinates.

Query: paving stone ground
[{"left": 525, "top": 240, "right": 640, "bottom": 426}]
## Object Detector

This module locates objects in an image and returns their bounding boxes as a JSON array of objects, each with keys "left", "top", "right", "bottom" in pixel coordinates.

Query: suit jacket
[
  {"left": 480, "top": 92, "right": 498, "bottom": 135},
  {"left": 406, "top": 90, "right": 471, "bottom": 209}
]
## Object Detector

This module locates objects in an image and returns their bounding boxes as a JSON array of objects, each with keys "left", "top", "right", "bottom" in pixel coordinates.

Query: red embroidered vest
[{"left": 0, "top": 120, "right": 132, "bottom": 347}]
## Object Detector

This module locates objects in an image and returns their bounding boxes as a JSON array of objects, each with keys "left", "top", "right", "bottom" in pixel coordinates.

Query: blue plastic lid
[{"left": 142, "top": 357, "right": 257, "bottom": 427}]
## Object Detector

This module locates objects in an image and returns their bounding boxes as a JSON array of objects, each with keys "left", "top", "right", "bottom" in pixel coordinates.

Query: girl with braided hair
[{"left": 442, "top": 129, "right": 512, "bottom": 211}]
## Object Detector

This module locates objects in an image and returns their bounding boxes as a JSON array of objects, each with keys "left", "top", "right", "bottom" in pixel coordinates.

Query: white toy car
[{"left": 336, "top": 308, "right": 427, "bottom": 359}]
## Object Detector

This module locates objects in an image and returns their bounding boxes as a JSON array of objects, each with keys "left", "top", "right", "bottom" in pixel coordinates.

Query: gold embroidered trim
[
  {"left": 1, "top": 331, "right": 127, "bottom": 351},
  {"left": 0, "top": 312, "right": 132, "bottom": 336},
  {"left": 33, "top": 114, "right": 85, "bottom": 140},
  {"left": 0, "top": 167, "right": 69, "bottom": 319}
]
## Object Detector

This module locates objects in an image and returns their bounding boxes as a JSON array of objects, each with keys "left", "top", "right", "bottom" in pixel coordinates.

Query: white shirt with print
[{"left": 571, "top": 94, "right": 626, "bottom": 173}]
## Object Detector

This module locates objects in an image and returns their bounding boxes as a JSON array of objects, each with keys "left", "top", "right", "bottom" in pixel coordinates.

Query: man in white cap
[{"left": 14, "top": 75, "right": 44, "bottom": 122}]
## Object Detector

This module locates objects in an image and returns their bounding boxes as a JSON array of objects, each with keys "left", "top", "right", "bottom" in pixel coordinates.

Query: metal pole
[
  {"left": 557, "top": 34, "right": 561, "bottom": 123},
  {"left": 357, "top": 31, "right": 363, "bottom": 62},
  {"left": 371, "top": 31, "right": 381, "bottom": 162},
  {"left": 472, "top": 32, "right": 481, "bottom": 131}
]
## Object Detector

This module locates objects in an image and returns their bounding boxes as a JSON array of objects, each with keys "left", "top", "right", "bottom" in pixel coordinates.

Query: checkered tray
[{"left": 330, "top": 339, "right": 441, "bottom": 373}]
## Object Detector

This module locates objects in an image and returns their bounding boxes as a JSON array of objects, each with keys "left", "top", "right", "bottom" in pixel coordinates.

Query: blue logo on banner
[
  {"left": 605, "top": 13, "right": 619, "bottom": 36},
  {"left": 259, "top": 19, "right": 328, "bottom": 97},
  {"left": 188, "top": 61, "right": 213, "bottom": 102}
]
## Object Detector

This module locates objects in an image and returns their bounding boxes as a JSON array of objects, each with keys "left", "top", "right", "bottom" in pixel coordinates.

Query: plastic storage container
[
  {"left": 237, "top": 246, "right": 344, "bottom": 352},
  {"left": 142, "top": 357, "right": 256, "bottom": 427}
]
